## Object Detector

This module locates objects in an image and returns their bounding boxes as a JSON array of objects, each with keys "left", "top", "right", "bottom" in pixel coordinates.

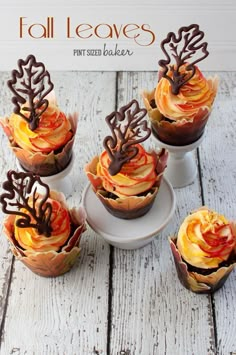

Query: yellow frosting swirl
[
  {"left": 177, "top": 208, "right": 235, "bottom": 269},
  {"left": 9, "top": 102, "right": 73, "bottom": 153},
  {"left": 14, "top": 197, "right": 71, "bottom": 253},
  {"left": 155, "top": 64, "right": 218, "bottom": 121},
  {"left": 97, "top": 144, "right": 157, "bottom": 197}
]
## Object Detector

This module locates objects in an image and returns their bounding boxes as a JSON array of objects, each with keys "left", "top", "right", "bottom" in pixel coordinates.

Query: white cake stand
[
  {"left": 82, "top": 177, "right": 176, "bottom": 250},
  {"left": 154, "top": 134, "right": 204, "bottom": 188},
  {"left": 16, "top": 154, "right": 74, "bottom": 198}
]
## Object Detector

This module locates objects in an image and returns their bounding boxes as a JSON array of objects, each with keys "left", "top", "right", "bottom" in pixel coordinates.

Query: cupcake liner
[
  {"left": 169, "top": 237, "right": 236, "bottom": 293},
  {"left": 85, "top": 149, "right": 168, "bottom": 219},
  {"left": 1, "top": 111, "right": 78, "bottom": 176},
  {"left": 95, "top": 187, "right": 159, "bottom": 219},
  {"left": 2, "top": 192, "right": 87, "bottom": 277},
  {"left": 13, "top": 246, "right": 82, "bottom": 278},
  {"left": 143, "top": 90, "right": 210, "bottom": 146}
]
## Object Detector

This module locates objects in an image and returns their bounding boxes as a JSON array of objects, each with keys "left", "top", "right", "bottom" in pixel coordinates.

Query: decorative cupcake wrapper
[
  {"left": 142, "top": 90, "right": 211, "bottom": 146},
  {"left": 1, "top": 112, "right": 78, "bottom": 176},
  {"left": 2, "top": 191, "right": 87, "bottom": 277},
  {"left": 12, "top": 246, "right": 82, "bottom": 278},
  {"left": 169, "top": 237, "right": 236, "bottom": 294},
  {"left": 85, "top": 149, "right": 168, "bottom": 219},
  {"left": 95, "top": 187, "right": 159, "bottom": 219}
]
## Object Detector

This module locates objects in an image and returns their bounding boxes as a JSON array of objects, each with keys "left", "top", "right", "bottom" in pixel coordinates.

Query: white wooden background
[{"left": 0, "top": 71, "right": 236, "bottom": 355}]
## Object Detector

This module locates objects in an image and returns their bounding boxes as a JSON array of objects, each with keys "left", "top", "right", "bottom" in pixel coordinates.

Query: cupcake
[
  {"left": 143, "top": 24, "right": 218, "bottom": 146},
  {"left": 0, "top": 54, "right": 78, "bottom": 176},
  {"left": 85, "top": 99, "right": 168, "bottom": 219},
  {"left": 0, "top": 170, "right": 86, "bottom": 277},
  {"left": 169, "top": 207, "right": 236, "bottom": 293}
]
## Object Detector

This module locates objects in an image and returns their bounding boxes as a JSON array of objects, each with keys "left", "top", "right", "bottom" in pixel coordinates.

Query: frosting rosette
[
  {"left": 1, "top": 93, "right": 78, "bottom": 176},
  {"left": 0, "top": 171, "right": 86, "bottom": 277},
  {"left": 156, "top": 64, "right": 218, "bottom": 122},
  {"left": 8, "top": 101, "right": 73, "bottom": 153},
  {"left": 177, "top": 208, "right": 235, "bottom": 268},
  {"left": 97, "top": 144, "right": 159, "bottom": 197},
  {"left": 169, "top": 208, "right": 236, "bottom": 293},
  {"left": 85, "top": 147, "right": 168, "bottom": 219},
  {"left": 142, "top": 24, "right": 219, "bottom": 146},
  {"left": 14, "top": 195, "right": 72, "bottom": 254}
]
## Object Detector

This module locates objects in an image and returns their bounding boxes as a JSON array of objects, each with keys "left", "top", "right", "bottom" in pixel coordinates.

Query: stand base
[
  {"left": 165, "top": 152, "right": 197, "bottom": 188},
  {"left": 16, "top": 155, "right": 74, "bottom": 198},
  {"left": 40, "top": 172, "right": 73, "bottom": 197},
  {"left": 153, "top": 135, "right": 204, "bottom": 188}
]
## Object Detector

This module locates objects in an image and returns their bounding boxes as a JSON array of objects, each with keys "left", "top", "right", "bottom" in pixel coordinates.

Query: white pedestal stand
[
  {"left": 154, "top": 135, "right": 204, "bottom": 188},
  {"left": 16, "top": 154, "right": 74, "bottom": 198}
]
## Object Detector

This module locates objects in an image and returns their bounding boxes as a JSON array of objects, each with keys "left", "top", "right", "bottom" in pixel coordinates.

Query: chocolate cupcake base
[
  {"left": 142, "top": 89, "right": 211, "bottom": 146},
  {"left": 13, "top": 140, "right": 74, "bottom": 176},
  {"left": 151, "top": 111, "right": 209, "bottom": 146},
  {"left": 96, "top": 188, "right": 159, "bottom": 220}
]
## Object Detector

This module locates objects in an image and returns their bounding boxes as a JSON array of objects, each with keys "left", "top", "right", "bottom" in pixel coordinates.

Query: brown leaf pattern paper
[{"left": 169, "top": 237, "right": 236, "bottom": 293}]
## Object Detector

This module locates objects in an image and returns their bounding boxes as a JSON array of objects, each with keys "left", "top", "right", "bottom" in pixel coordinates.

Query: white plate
[{"left": 82, "top": 178, "right": 176, "bottom": 249}]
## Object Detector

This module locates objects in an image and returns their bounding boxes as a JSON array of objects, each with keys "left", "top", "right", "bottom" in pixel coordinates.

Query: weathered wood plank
[
  {"left": 109, "top": 71, "right": 215, "bottom": 355},
  {"left": 0, "top": 69, "right": 234, "bottom": 355},
  {"left": 0, "top": 72, "right": 17, "bottom": 336},
  {"left": 199, "top": 71, "right": 236, "bottom": 355},
  {"left": 0, "top": 72, "right": 116, "bottom": 354}
]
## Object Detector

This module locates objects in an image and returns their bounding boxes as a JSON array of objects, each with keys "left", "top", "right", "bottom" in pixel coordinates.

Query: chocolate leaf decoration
[
  {"left": 0, "top": 170, "right": 52, "bottom": 237},
  {"left": 8, "top": 54, "right": 54, "bottom": 130},
  {"left": 158, "top": 24, "right": 209, "bottom": 95},
  {"left": 103, "top": 99, "right": 151, "bottom": 175}
]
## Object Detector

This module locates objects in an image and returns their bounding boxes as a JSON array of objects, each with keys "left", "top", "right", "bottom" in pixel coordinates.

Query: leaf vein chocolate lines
[
  {"left": 0, "top": 171, "right": 52, "bottom": 237},
  {"left": 159, "top": 24, "right": 209, "bottom": 95},
  {"left": 8, "top": 54, "right": 54, "bottom": 131},
  {"left": 103, "top": 99, "right": 151, "bottom": 175}
]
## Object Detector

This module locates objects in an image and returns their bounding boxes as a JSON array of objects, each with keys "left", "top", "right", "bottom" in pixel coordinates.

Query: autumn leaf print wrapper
[
  {"left": 169, "top": 237, "right": 236, "bottom": 293},
  {"left": 143, "top": 89, "right": 212, "bottom": 146},
  {"left": 85, "top": 148, "right": 168, "bottom": 219}
]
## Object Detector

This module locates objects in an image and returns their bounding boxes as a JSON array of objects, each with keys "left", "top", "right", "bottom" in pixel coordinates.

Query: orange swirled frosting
[
  {"left": 9, "top": 102, "right": 72, "bottom": 153},
  {"left": 177, "top": 208, "right": 236, "bottom": 269},
  {"left": 155, "top": 64, "right": 218, "bottom": 121},
  {"left": 97, "top": 144, "right": 157, "bottom": 197},
  {"left": 14, "top": 197, "right": 71, "bottom": 253}
]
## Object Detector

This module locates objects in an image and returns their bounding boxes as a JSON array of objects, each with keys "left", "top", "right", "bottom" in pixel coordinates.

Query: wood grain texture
[
  {"left": 109, "top": 72, "right": 215, "bottom": 355},
  {"left": 199, "top": 72, "right": 236, "bottom": 355},
  {"left": 0, "top": 72, "right": 18, "bottom": 333},
  {"left": 0, "top": 72, "right": 116, "bottom": 354},
  {"left": 0, "top": 70, "right": 235, "bottom": 355}
]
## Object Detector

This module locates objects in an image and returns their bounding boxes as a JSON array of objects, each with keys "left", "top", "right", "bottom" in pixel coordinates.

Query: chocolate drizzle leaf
[
  {"left": 158, "top": 24, "right": 209, "bottom": 95},
  {"left": 8, "top": 54, "right": 54, "bottom": 131},
  {"left": 0, "top": 171, "right": 52, "bottom": 237},
  {"left": 103, "top": 99, "right": 151, "bottom": 175}
]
